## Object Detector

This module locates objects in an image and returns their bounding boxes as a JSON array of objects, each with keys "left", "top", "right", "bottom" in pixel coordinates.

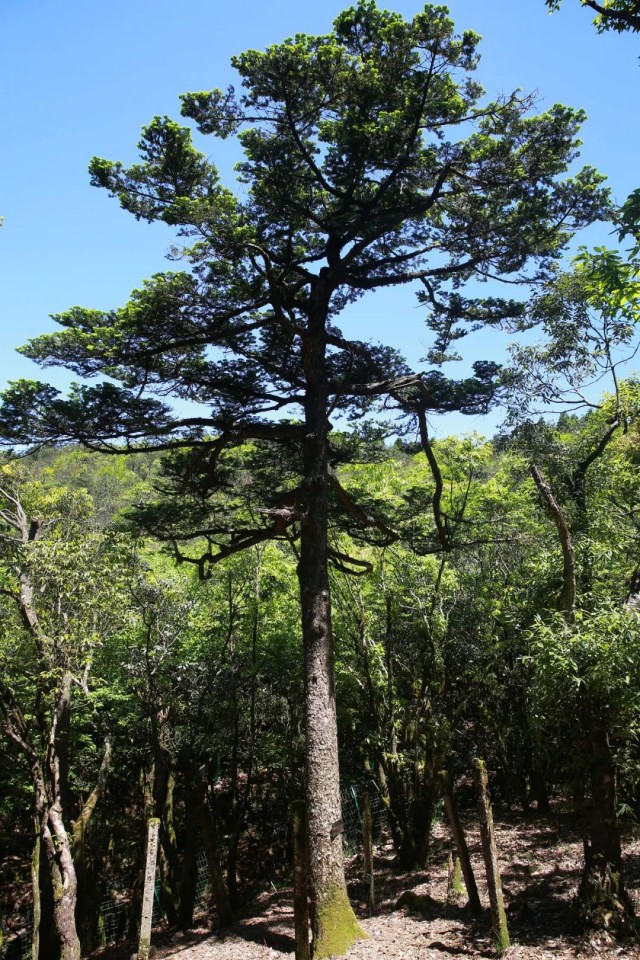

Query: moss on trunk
[{"left": 313, "top": 886, "right": 367, "bottom": 960}]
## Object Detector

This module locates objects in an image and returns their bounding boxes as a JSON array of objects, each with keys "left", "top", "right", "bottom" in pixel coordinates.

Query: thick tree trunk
[
  {"left": 298, "top": 284, "right": 364, "bottom": 959},
  {"left": 384, "top": 750, "right": 439, "bottom": 871},
  {"left": 378, "top": 756, "right": 408, "bottom": 860},
  {"left": 298, "top": 511, "right": 363, "bottom": 957},
  {"left": 37, "top": 842, "right": 58, "bottom": 960},
  {"left": 530, "top": 759, "right": 551, "bottom": 815},
  {"left": 398, "top": 789, "right": 438, "bottom": 870},
  {"left": 158, "top": 769, "right": 180, "bottom": 925},
  {"left": 578, "top": 717, "right": 633, "bottom": 928},
  {"left": 41, "top": 810, "right": 81, "bottom": 960}
]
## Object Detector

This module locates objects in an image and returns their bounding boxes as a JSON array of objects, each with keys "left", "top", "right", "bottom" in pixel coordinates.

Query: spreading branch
[{"left": 531, "top": 464, "right": 576, "bottom": 615}]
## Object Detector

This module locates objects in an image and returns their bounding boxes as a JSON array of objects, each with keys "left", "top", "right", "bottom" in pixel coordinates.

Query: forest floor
[{"left": 95, "top": 805, "right": 640, "bottom": 960}]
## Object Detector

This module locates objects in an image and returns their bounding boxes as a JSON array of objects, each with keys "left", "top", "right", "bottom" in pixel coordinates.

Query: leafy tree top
[{"left": 0, "top": 1, "right": 609, "bottom": 569}]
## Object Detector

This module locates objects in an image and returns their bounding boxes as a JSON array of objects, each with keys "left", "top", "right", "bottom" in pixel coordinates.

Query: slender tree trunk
[
  {"left": 227, "top": 604, "right": 241, "bottom": 908},
  {"left": 439, "top": 771, "right": 482, "bottom": 916},
  {"left": 31, "top": 817, "right": 41, "bottom": 960},
  {"left": 177, "top": 778, "right": 200, "bottom": 930},
  {"left": 473, "top": 759, "right": 510, "bottom": 953},
  {"left": 72, "top": 737, "right": 112, "bottom": 953},
  {"left": 55, "top": 672, "right": 72, "bottom": 824},
  {"left": 531, "top": 465, "right": 577, "bottom": 615},
  {"left": 226, "top": 587, "right": 258, "bottom": 909},
  {"left": 1, "top": 683, "right": 81, "bottom": 960},
  {"left": 198, "top": 788, "right": 233, "bottom": 926},
  {"left": 298, "top": 284, "right": 364, "bottom": 958}
]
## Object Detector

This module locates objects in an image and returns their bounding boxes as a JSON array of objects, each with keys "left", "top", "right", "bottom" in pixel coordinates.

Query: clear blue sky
[{"left": 1, "top": 0, "right": 638, "bottom": 437}]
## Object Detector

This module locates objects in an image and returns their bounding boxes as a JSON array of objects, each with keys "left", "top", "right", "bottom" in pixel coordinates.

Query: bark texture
[
  {"left": 298, "top": 280, "right": 364, "bottom": 958},
  {"left": 473, "top": 759, "right": 510, "bottom": 953},
  {"left": 439, "top": 771, "right": 482, "bottom": 916},
  {"left": 578, "top": 716, "right": 633, "bottom": 929},
  {"left": 531, "top": 465, "right": 576, "bottom": 615}
]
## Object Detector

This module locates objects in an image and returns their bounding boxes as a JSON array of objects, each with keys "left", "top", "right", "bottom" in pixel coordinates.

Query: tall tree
[{"left": 0, "top": 3, "right": 608, "bottom": 953}]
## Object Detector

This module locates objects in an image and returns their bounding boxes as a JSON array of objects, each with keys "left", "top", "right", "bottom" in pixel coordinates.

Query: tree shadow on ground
[
  {"left": 91, "top": 924, "right": 215, "bottom": 960},
  {"left": 233, "top": 916, "right": 295, "bottom": 953},
  {"left": 505, "top": 872, "right": 581, "bottom": 945},
  {"left": 229, "top": 889, "right": 296, "bottom": 953}
]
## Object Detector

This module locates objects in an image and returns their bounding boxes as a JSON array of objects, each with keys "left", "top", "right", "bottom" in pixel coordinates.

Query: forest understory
[
  {"left": 87, "top": 806, "right": 640, "bottom": 960},
  {"left": 4, "top": 4, "right": 640, "bottom": 959}
]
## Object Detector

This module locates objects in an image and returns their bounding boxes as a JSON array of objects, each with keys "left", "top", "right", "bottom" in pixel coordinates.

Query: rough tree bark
[
  {"left": 473, "top": 759, "right": 510, "bottom": 953},
  {"left": 531, "top": 465, "right": 577, "bottom": 615},
  {"left": 439, "top": 771, "right": 482, "bottom": 916},
  {"left": 298, "top": 280, "right": 365, "bottom": 958},
  {"left": 0, "top": 680, "right": 82, "bottom": 960},
  {"left": 578, "top": 715, "right": 632, "bottom": 928}
]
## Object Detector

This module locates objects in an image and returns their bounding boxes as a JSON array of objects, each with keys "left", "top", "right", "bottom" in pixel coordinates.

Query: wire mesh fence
[
  {"left": 0, "top": 913, "right": 31, "bottom": 960},
  {"left": 194, "top": 846, "right": 210, "bottom": 909},
  {"left": 0, "top": 781, "right": 389, "bottom": 957},
  {"left": 341, "top": 781, "right": 388, "bottom": 853},
  {"left": 99, "top": 875, "right": 133, "bottom": 944}
]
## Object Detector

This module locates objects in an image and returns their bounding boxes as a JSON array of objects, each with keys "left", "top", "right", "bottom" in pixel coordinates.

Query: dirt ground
[{"left": 94, "top": 807, "right": 640, "bottom": 960}]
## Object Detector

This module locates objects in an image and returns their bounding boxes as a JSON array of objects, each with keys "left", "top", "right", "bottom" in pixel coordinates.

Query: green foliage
[
  {"left": 527, "top": 605, "right": 640, "bottom": 791},
  {"left": 0, "top": 4, "right": 608, "bottom": 542},
  {"left": 546, "top": 1, "right": 640, "bottom": 35}
]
